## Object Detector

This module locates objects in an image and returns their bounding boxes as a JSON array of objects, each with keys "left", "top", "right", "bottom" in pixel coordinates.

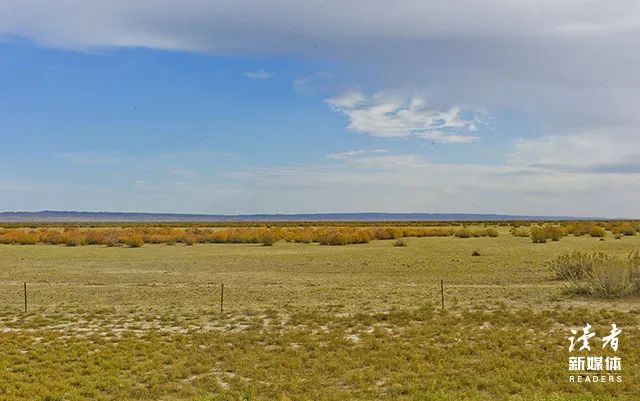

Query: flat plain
[{"left": 1, "top": 226, "right": 639, "bottom": 400}]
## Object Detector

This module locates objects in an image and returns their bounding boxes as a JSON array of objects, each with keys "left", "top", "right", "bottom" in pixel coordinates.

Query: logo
[{"left": 568, "top": 323, "right": 622, "bottom": 383}]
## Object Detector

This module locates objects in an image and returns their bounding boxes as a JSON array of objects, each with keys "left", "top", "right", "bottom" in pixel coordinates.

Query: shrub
[
  {"left": 146, "top": 234, "right": 169, "bottom": 244},
  {"left": 402, "top": 227, "right": 452, "bottom": 237},
  {"left": 530, "top": 227, "right": 548, "bottom": 243},
  {"left": 204, "top": 230, "right": 229, "bottom": 243},
  {"left": 530, "top": 225, "right": 564, "bottom": 243},
  {"left": 549, "top": 251, "right": 640, "bottom": 298},
  {"left": 104, "top": 236, "right": 119, "bottom": 247},
  {"left": 393, "top": 238, "right": 408, "bottom": 247},
  {"left": 287, "top": 230, "right": 314, "bottom": 243},
  {"left": 586, "top": 259, "right": 636, "bottom": 297},
  {"left": 0, "top": 230, "right": 39, "bottom": 245},
  {"left": 17, "top": 233, "right": 39, "bottom": 245},
  {"left": 619, "top": 223, "right": 637, "bottom": 236},
  {"left": 226, "top": 229, "right": 250, "bottom": 244},
  {"left": 18, "top": 235, "right": 38, "bottom": 245},
  {"left": 121, "top": 235, "right": 144, "bottom": 248},
  {"left": 103, "top": 231, "right": 120, "bottom": 247},
  {"left": 259, "top": 231, "right": 278, "bottom": 246},
  {"left": 182, "top": 235, "right": 196, "bottom": 246},
  {"left": 40, "top": 231, "right": 65, "bottom": 245},
  {"left": 569, "top": 223, "right": 593, "bottom": 236},
  {"left": 317, "top": 229, "right": 370, "bottom": 245},
  {"left": 84, "top": 230, "right": 103, "bottom": 245},
  {"left": 545, "top": 226, "right": 565, "bottom": 241},
  {"left": 65, "top": 236, "right": 85, "bottom": 247},
  {"left": 318, "top": 231, "right": 348, "bottom": 246},
  {"left": 548, "top": 251, "right": 600, "bottom": 280},
  {"left": 510, "top": 227, "right": 530, "bottom": 237},
  {"left": 372, "top": 228, "right": 396, "bottom": 240},
  {"left": 454, "top": 228, "right": 472, "bottom": 238},
  {"left": 589, "top": 226, "right": 607, "bottom": 237}
]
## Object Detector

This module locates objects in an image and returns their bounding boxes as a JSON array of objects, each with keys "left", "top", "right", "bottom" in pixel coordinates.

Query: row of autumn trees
[{"left": 0, "top": 226, "right": 500, "bottom": 247}]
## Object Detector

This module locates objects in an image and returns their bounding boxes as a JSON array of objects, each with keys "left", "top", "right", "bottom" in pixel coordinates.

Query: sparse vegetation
[{"left": 1, "top": 223, "right": 640, "bottom": 400}]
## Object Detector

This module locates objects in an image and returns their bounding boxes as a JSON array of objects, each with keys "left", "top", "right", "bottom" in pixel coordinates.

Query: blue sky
[{"left": 1, "top": 1, "right": 639, "bottom": 217}]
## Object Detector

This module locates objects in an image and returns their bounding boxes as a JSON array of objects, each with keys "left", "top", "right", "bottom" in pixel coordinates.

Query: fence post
[
  {"left": 220, "top": 283, "right": 224, "bottom": 314},
  {"left": 24, "top": 282, "right": 27, "bottom": 313},
  {"left": 440, "top": 279, "right": 445, "bottom": 310}
]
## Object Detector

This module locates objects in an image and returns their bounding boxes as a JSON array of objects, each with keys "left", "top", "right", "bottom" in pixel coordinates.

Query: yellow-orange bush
[
  {"left": 530, "top": 225, "right": 565, "bottom": 243},
  {"left": 0, "top": 230, "right": 39, "bottom": 245},
  {"left": 0, "top": 224, "right": 503, "bottom": 246},
  {"left": 454, "top": 227, "right": 499, "bottom": 238}
]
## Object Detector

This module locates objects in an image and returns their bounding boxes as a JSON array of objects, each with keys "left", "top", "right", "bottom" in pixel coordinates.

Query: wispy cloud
[
  {"left": 2, "top": 1, "right": 636, "bottom": 52},
  {"left": 326, "top": 149, "right": 388, "bottom": 160},
  {"left": 292, "top": 77, "right": 311, "bottom": 93},
  {"left": 326, "top": 150, "right": 366, "bottom": 159},
  {"left": 223, "top": 150, "right": 640, "bottom": 216},
  {"left": 292, "top": 77, "right": 309, "bottom": 87},
  {"left": 243, "top": 69, "right": 274, "bottom": 79},
  {"left": 169, "top": 168, "right": 197, "bottom": 179},
  {"left": 325, "top": 90, "right": 481, "bottom": 143},
  {"left": 508, "top": 128, "right": 640, "bottom": 174}
]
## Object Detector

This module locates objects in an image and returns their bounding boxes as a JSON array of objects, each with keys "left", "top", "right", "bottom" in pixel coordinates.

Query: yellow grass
[{"left": 0, "top": 226, "right": 639, "bottom": 400}]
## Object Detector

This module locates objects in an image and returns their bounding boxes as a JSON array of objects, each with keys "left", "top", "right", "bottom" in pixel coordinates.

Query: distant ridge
[{"left": 0, "top": 211, "right": 595, "bottom": 222}]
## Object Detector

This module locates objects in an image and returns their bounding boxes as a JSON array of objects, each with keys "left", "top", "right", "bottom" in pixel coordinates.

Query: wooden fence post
[
  {"left": 24, "top": 282, "right": 28, "bottom": 313},
  {"left": 440, "top": 279, "right": 445, "bottom": 310},
  {"left": 220, "top": 283, "right": 224, "bottom": 314}
]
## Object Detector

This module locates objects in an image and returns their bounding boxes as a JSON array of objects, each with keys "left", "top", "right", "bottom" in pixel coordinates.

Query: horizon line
[{"left": 0, "top": 210, "right": 627, "bottom": 222}]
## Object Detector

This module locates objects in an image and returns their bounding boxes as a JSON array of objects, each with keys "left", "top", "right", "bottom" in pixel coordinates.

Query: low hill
[{"left": 0, "top": 211, "right": 589, "bottom": 222}]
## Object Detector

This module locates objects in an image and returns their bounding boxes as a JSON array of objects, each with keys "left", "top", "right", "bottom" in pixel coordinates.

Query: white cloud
[
  {"left": 508, "top": 127, "right": 640, "bottom": 173},
  {"left": 416, "top": 130, "right": 479, "bottom": 144},
  {"left": 326, "top": 149, "right": 389, "bottom": 160},
  {"left": 325, "top": 90, "right": 368, "bottom": 109},
  {"left": 326, "top": 150, "right": 367, "bottom": 159},
  {"left": 325, "top": 90, "right": 480, "bottom": 142},
  {"left": 2, "top": 1, "right": 640, "bottom": 215},
  {"left": 1, "top": 1, "right": 637, "bottom": 52},
  {"left": 345, "top": 154, "right": 427, "bottom": 170},
  {"left": 224, "top": 151, "right": 640, "bottom": 217},
  {"left": 243, "top": 70, "right": 274, "bottom": 79},
  {"left": 2, "top": 1, "right": 638, "bottom": 134}
]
